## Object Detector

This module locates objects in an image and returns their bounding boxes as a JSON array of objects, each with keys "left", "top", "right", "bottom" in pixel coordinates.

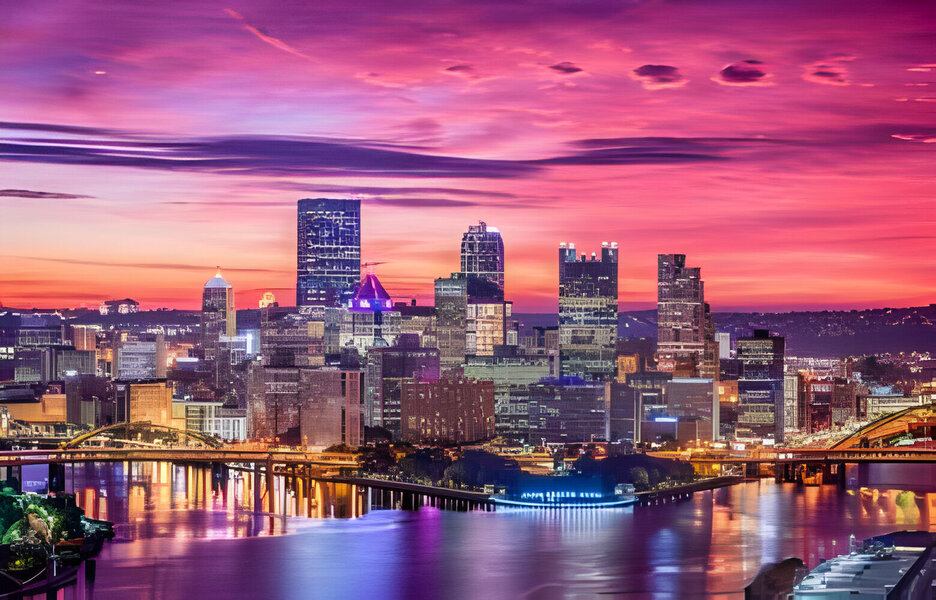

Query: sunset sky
[{"left": 2, "top": 0, "right": 934, "bottom": 312}]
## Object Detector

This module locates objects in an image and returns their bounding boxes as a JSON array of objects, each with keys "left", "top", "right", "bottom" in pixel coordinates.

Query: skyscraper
[
  {"left": 736, "top": 329, "right": 785, "bottom": 443},
  {"left": 656, "top": 254, "right": 717, "bottom": 379},
  {"left": 434, "top": 274, "right": 468, "bottom": 371},
  {"left": 296, "top": 198, "right": 361, "bottom": 308},
  {"left": 558, "top": 242, "right": 618, "bottom": 381},
  {"left": 201, "top": 269, "right": 235, "bottom": 360},
  {"left": 460, "top": 221, "right": 504, "bottom": 300}
]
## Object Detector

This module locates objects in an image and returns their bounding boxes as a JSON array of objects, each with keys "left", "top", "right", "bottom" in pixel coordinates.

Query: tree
[{"left": 629, "top": 467, "right": 649, "bottom": 491}]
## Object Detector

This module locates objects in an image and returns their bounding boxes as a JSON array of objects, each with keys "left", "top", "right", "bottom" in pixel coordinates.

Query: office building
[
  {"left": 247, "top": 365, "right": 364, "bottom": 446},
  {"left": 736, "top": 329, "right": 785, "bottom": 443},
  {"left": 460, "top": 221, "right": 504, "bottom": 300},
  {"left": 201, "top": 269, "right": 236, "bottom": 360},
  {"left": 501, "top": 378, "right": 607, "bottom": 444},
  {"left": 466, "top": 300, "right": 513, "bottom": 356},
  {"left": 365, "top": 334, "right": 440, "bottom": 436},
  {"left": 558, "top": 242, "right": 618, "bottom": 381},
  {"left": 297, "top": 198, "right": 361, "bottom": 308},
  {"left": 114, "top": 380, "right": 175, "bottom": 428},
  {"left": 400, "top": 377, "right": 495, "bottom": 444},
  {"left": 116, "top": 337, "right": 167, "bottom": 380},
  {"left": 325, "top": 273, "right": 401, "bottom": 357},
  {"left": 656, "top": 254, "right": 718, "bottom": 379},
  {"left": 434, "top": 275, "right": 468, "bottom": 371}
]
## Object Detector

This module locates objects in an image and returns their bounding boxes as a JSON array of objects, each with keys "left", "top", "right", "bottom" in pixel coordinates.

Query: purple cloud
[
  {"left": 714, "top": 60, "right": 773, "bottom": 86},
  {"left": 631, "top": 64, "right": 687, "bottom": 89},
  {"left": 0, "top": 189, "right": 91, "bottom": 199},
  {"left": 549, "top": 62, "right": 583, "bottom": 74}
]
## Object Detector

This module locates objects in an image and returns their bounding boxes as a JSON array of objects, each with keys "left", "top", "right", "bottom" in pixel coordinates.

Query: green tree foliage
[{"left": 629, "top": 467, "right": 650, "bottom": 491}]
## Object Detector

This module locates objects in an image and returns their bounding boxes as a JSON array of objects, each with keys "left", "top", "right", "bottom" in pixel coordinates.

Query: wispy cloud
[
  {"left": 0, "top": 189, "right": 91, "bottom": 199},
  {"left": 224, "top": 8, "right": 316, "bottom": 62},
  {"left": 2, "top": 255, "right": 289, "bottom": 274}
]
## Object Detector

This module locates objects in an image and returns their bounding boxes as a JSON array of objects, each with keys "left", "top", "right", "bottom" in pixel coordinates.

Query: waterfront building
[
  {"left": 797, "top": 373, "right": 859, "bottom": 433},
  {"left": 736, "top": 329, "right": 785, "bottom": 443},
  {"left": 184, "top": 403, "right": 246, "bottom": 441},
  {"left": 864, "top": 386, "right": 924, "bottom": 421},
  {"left": 500, "top": 377, "right": 607, "bottom": 444},
  {"left": 400, "top": 377, "right": 495, "bottom": 444},
  {"left": 656, "top": 254, "right": 718, "bottom": 380},
  {"left": 114, "top": 379, "right": 176, "bottom": 429},
  {"left": 434, "top": 275, "right": 468, "bottom": 371},
  {"left": 201, "top": 269, "right": 236, "bottom": 360},
  {"left": 558, "top": 242, "right": 618, "bottom": 382},
  {"left": 609, "top": 371, "right": 671, "bottom": 443},
  {"left": 364, "top": 334, "right": 440, "bottom": 436},
  {"left": 718, "top": 379, "right": 739, "bottom": 440},
  {"left": 664, "top": 377, "right": 717, "bottom": 442},
  {"left": 460, "top": 221, "right": 504, "bottom": 300},
  {"left": 296, "top": 198, "right": 361, "bottom": 308},
  {"left": 64, "top": 373, "right": 114, "bottom": 427},
  {"left": 463, "top": 354, "right": 551, "bottom": 439},
  {"left": 247, "top": 365, "right": 363, "bottom": 446}
]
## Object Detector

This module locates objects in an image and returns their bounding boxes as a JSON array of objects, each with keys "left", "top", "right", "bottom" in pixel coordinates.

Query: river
[{"left": 31, "top": 461, "right": 936, "bottom": 599}]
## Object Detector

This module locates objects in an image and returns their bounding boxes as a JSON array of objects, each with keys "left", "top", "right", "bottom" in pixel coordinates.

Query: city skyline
[{"left": 2, "top": 1, "right": 935, "bottom": 312}]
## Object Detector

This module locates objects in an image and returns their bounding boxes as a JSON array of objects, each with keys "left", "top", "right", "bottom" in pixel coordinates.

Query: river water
[{"left": 34, "top": 462, "right": 936, "bottom": 599}]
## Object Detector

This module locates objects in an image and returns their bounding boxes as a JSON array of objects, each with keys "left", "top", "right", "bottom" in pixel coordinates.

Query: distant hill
[
  {"left": 517, "top": 304, "right": 936, "bottom": 358},
  {"left": 10, "top": 303, "right": 933, "bottom": 359}
]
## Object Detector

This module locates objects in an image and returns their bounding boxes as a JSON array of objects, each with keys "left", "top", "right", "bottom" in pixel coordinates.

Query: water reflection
[{"left": 32, "top": 464, "right": 936, "bottom": 599}]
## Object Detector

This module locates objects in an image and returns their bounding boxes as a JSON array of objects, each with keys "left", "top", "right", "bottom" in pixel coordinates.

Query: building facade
[
  {"left": 736, "top": 330, "right": 785, "bottom": 442},
  {"left": 460, "top": 221, "right": 504, "bottom": 300},
  {"left": 656, "top": 254, "right": 718, "bottom": 379},
  {"left": 296, "top": 198, "right": 361, "bottom": 308},
  {"left": 201, "top": 269, "right": 236, "bottom": 360},
  {"left": 400, "top": 378, "right": 495, "bottom": 444},
  {"left": 558, "top": 242, "right": 618, "bottom": 381}
]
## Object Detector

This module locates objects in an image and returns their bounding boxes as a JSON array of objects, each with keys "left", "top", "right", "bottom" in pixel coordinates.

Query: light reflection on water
[{"left": 38, "top": 463, "right": 936, "bottom": 600}]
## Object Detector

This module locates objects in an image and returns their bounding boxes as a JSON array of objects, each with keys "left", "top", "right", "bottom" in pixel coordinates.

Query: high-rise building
[
  {"left": 460, "top": 221, "right": 504, "bottom": 300},
  {"left": 365, "top": 334, "right": 440, "bottom": 436},
  {"left": 736, "top": 329, "right": 785, "bottom": 442},
  {"left": 434, "top": 274, "right": 468, "bottom": 371},
  {"left": 201, "top": 269, "right": 235, "bottom": 360},
  {"left": 400, "top": 377, "right": 495, "bottom": 444},
  {"left": 297, "top": 198, "right": 361, "bottom": 308},
  {"left": 656, "top": 254, "right": 717, "bottom": 379},
  {"left": 324, "top": 272, "right": 401, "bottom": 358},
  {"left": 558, "top": 242, "right": 618, "bottom": 381},
  {"left": 466, "top": 300, "right": 513, "bottom": 356},
  {"left": 501, "top": 378, "right": 608, "bottom": 444}
]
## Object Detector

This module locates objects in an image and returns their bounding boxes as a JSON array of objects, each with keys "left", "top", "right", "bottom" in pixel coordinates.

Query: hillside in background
[
  {"left": 516, "top": 304, "right": 936, "bottom": 358},
  {"left": 9, "top": 304, "right": 934, "bottom": 359}
]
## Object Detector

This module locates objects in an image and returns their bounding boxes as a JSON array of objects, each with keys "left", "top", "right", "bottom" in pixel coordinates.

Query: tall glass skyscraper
[
  {"left": 201, "top": 268, "right": 235, "bottom": 360},
  {"left": 656, "top": 254, "right": 717, "bottom": 379},
  {"left": 297, "top": 198, "right": 361, "bottom": 308},
  {"left": 558, "top": 242, "right": 618, "bottom": 381},
  {"left": 736, "top": 329, "right": 785, "bottom": 443},
  {"left": 460, "top": 221, "right": 504, "bottom": 300}
]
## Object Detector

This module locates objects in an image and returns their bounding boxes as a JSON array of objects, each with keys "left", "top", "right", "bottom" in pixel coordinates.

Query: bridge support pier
[
  {"left": 48, "top": 463, "right": 66, "bottom": 493},
  {"left": 266, "top": 460, "right": 276, "bottom": 514},
  {"left": 253, "top": 464, "right": 262, "bottom": 513}
]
